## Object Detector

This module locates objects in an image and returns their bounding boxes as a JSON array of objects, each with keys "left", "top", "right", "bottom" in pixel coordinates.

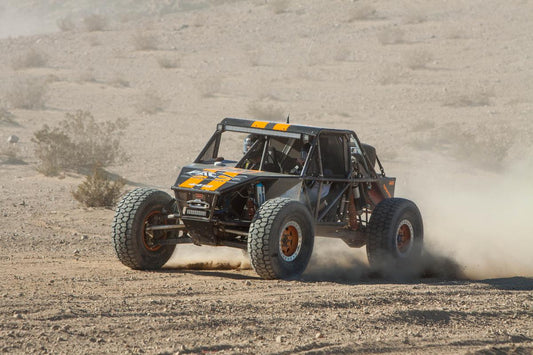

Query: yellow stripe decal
[
  {"left": 273, "top": 123, "right": 290, "bottom": 131},
  {"left": 179, "top": 175, "right": 208, "bottom": 188},
  {"left": 201, "top": 171, "right": 241, "bottom": 191},
  {"left": 383, "top": 184, "right": 392, "bottom": 198},
  {"left": 251, "top": 121, "right": 269, "bottom": 128}
]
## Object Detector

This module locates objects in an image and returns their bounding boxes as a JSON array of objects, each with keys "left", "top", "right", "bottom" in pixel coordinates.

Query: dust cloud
[
  {"left": 167, "top": 245, "right": 251, "bottom": 271},
  {"left": 401, "top": 153, "right": 533, "bottom": 279},
  {"left": 304, "top": 153, "right": 533, "bottom": 282}
]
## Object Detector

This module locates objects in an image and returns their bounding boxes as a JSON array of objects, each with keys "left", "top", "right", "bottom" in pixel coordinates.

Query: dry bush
[
  {"left": 82, "top": 14, "right": 108, "bottom": 32},
  {"left": 248, "top": 102, "right": 285, "bottom": 121},
  {"left": 32, "top": 110, "right": 128, "bottom": 176},
  {"left": 56, "top": 16, "right": 75, "bottom": 32},
  {"left": 135, "top": 91, "right": 165, "bottom": 114},
  {"left": 403, "top": 7, "right": 426, "bottom": 24},
  {"left": 412, "top": 119, "right": 435, "bottom": 132},
  {"left": 443, "top": 87, "right": 493, "bottom": 107},
  {"left": 377, "top": 27, "right": 405, "bottom": 45},
  {"left": 132, "top": 32, "right": 158, "bottom": 51},
  {"left": 446, "top": 29, "right": 467, "bottom": 40},
  {"left": 72, "top": 166, "right": 125, "bottom": 208},
  {"left": 193, "top": 14, "right": 207, "bottom": 27},
  {"left": 156, "top": 56, "right": 180, "bottom": 69},
  {"left": 334, "top": 48, "right": 355, "bottom": 62},
  {"left": 347, "top": 4, "right": 377, "bottom": 22},
  {"left": 108, "top": 74, "right": 130, "bottom": 88},
  {"left": 0, "top": 144, "right": 24, "bottom": 165},
  {"left": 248, "top": 50, "right": 263, "bottom": 67},
  {"left": 76, "top": 69, "right": 97, "bottom": 83},
  {"left": 87, "top": 35, "right": 101, "bottom": 47},
  {"left": 5, "top": 78, "right": 48, "bottom": 110},
  {"left": 403, "top": 49, "right": 433, "bottom": 69},
  {"left": 198, "top": 78, "right": 222, "bottom": 98},
  {"left": 377, "top": 65, "right": 408, "bottom": 85},
  {"left": 0, "top": 107, "right": 16, "bottom": 124},
  {"left": 269, "top": 0, "right": 290, "bottom": 14},
  {"left": 12, "top": 48, "right": 47, "bottom": 70}
]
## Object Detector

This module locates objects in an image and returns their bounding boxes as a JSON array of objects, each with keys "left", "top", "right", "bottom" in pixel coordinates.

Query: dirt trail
[{"left": 1, "top": 215, "right": 532, "bottom": 354}]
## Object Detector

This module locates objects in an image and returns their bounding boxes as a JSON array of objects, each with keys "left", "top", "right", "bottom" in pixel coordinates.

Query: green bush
[
  {"left": 32, "top": 110, "right": 128, "bottom": 176},
  {"left": 72, "top": 167, "right": 125, "bottom": 208}
]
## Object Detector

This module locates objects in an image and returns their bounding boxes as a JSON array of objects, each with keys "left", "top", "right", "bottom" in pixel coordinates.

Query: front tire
[
  {"left": 248, "top": 198, "right": 314, "bottom": 280},
  {"left": 366, "top": 198, "right": 423, "bottom": 272},
  {"left": 112, "top": 188, "right": 176, "bottom": 270}
]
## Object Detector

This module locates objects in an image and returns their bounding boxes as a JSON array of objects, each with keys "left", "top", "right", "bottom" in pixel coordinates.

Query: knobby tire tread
[
  {"left": 248, "top": 197, "right": 293, "bottom": 280},
  {"left": 112, "top": 187, "right": 172, "bottom": 270}
]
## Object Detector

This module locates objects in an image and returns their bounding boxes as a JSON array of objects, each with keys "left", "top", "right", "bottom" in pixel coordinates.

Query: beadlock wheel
[
  {"left": 248, "top": 197, "right": 314, "bottom": 280},
  {"left": 396, "top": 219, "right": 414, "bottom": 256},
  {"left": 279, "top": 221, "right": 303, "bottom": 262}
]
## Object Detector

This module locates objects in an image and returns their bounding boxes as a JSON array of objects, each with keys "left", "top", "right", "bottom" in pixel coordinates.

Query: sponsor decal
[{"left": 179, "top": 168, "right": 251, "bottom": 191}]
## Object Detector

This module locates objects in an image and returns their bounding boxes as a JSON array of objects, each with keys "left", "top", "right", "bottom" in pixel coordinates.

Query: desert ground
[{"left": 1, "top": 0, "right": 532, "bottom": 354}]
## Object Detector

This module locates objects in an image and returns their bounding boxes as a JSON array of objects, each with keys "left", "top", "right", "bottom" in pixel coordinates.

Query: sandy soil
[{"left": 1, "top": 1, "right": 532, "bottom": 354}]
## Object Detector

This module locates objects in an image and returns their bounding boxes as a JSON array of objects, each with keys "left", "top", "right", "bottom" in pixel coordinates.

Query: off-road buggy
[{"left": 112, "top": 118, "right": 423, "bottom": 279}]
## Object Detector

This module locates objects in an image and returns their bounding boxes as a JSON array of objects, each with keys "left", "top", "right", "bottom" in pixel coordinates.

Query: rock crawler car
[{"left": 112, "top": 118, "right": 423, "bottom": 279}]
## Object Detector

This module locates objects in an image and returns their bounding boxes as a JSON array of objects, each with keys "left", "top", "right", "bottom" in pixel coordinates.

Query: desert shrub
[
  {"left": 76, "top": 68, "right": 97, "bottom": 83},
  {"left": 443, "top": 87, "right": 493, "bottom": 107},
  {"left": 0, "top": 144, "right": 24, "bottom": 165},
  {"left": 248, "top": 102, "right": 285, "bottom": 121},
  {"left": 334, "top": 48, "right": 355, "bottom": 61},
  {"left": 72, "top": 166, "right": 125, "bottom": 208},
  {"left": 108, "top": 74, "right": 130, "bottom": 88},
  {"left": 87, "top": 35, "right": 101, "bottom": 46},
  {"left": 5, "top": 78, "right": 48, "bottom": 110},
  {"left": 412, "top": 119, "right": 435, "bottom": 132},
  {"left": 82, "top": 14, "right": 108, "bottom": 32},
  {"left": 12, "top": 48, "right": 47, "bottom": 70},
  {"left": 135, "top": 91, "right": 165, "bottom": 114},
  {"left": 347, "top": 4, "right": 377, "bottom": 22},
  {"left": 198, "top": 78, "right": 222, "bottom": 98},
  {"left": 403, "top": 7, "right": 426, "bottom": 24},
  {"left": 156, "top": 56, "right": 180, "bottom": 68},
  {"left": 403, "top": 49, "right": 433, "bottom": 69},
  {"left": 132, "top": 32, "right": 158, "bottom": 50},
  {"left": 269, "top": 0, "right": 289, "bottom": 14},
  {"left": 446, "top": 29, "right": 467, "bottom": 40},
  {"left": 57, "top": 16, "right": 75, "bottom": 32},
  {"left": 0, "top": 107, "right": 16, "bottom": 124},
  {"left": 377, "top": 65, "right": 407, "bottom": 85},
  {"left": 32, "top": 110, "right": 128, "bottom": 176},
  {"left": 377, "top": 27, "right": 405, "bottom": 45}
]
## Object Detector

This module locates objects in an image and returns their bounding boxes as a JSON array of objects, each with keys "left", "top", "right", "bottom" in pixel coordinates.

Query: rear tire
[
  {"left": 112, "top": 188, "right": 176, "bottom": 270},
  {"left": 366, "top": 198, "right": 423, "bottom": 272},
  {"left": 248, "top": 198, "right": 314, "bottom": 280}
]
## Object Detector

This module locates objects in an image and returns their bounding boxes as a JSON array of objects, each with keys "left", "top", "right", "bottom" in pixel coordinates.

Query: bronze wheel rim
[
  {"left": 142, "top": 211, "right": 163, "bottom": 252},
  {"left": 279, "top": 222, "right": 303, "bottom": 262},
  {"left": 396, "top": 219, "right": 414, "bottom": 255}
]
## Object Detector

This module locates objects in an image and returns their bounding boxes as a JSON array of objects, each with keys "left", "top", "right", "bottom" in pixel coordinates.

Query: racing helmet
[{"left": 243, "top": 134, "right": 257, "bottom": 154}]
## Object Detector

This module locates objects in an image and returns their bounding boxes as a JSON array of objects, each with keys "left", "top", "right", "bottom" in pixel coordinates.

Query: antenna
[{"left": 286, "top": 114, "right": 290, "bottom": 124}]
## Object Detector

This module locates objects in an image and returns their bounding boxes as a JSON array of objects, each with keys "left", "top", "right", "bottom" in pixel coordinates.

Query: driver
[
  {"left": 242, "top": 134, "right": 261, "bottom": 170},
  {"left": 243, "top": 134, "right": 258, "bottom": 155}
]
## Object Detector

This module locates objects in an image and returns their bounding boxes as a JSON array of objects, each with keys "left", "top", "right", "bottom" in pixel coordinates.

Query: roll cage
[{"left": 192, "top": 118, "right": 394, "bottom": 231}]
